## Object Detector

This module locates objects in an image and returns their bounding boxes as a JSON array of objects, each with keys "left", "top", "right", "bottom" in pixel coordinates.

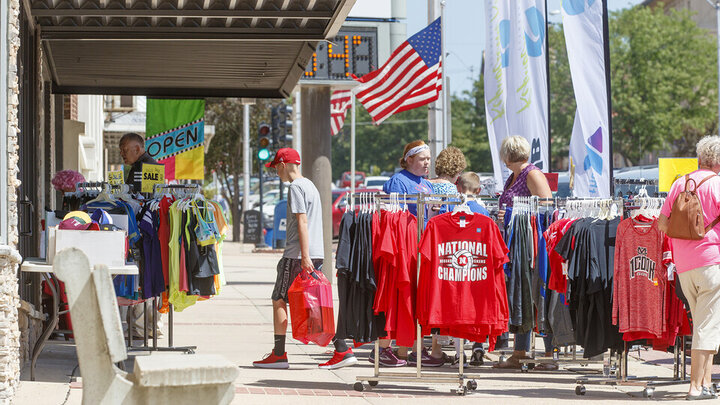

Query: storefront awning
[{"left": 29, "top": 0, "right": 355, "bottom": 97}]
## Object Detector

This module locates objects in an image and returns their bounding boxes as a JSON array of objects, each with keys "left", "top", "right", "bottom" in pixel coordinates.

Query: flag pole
[
  {"left": 440, "top": 0, "right": 448, "bottom": 149},
  {"left": 602, "top": 0, "right": 614, "bottom": 196},
  {"left": 351, "top": 92, "right": 356, "bottom": 198}
]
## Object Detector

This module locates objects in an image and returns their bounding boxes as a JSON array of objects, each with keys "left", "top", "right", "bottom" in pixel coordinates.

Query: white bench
[{"left": 53, "top": 248, "right": 239, "bottom": 405}]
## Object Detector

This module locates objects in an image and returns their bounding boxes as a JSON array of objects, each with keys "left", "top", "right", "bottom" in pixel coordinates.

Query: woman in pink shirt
[{"left": 659, "top": 136, "right": 720, "bottom": 400}]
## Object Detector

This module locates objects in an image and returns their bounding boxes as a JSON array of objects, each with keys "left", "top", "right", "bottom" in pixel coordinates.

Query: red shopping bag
[{"left": 287, "top": 270, "right": 335, "bottom": 347}]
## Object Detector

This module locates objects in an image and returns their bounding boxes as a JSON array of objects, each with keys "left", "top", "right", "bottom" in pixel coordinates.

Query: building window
[{"left": 120, "top": 95, "right": 133, "bottom": 108}]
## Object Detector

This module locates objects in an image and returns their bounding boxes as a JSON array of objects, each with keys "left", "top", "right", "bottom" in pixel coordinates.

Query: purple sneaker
[
  {"left": 369, "top": 347, "right": 406, "bottom": 367},
  {"left": 407, "top": 348, "right": 445, "bottom": 367}
]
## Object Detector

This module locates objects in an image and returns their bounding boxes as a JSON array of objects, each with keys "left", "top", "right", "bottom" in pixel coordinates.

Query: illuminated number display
[{"left": 302, "top": 27, "right": 378, "bottom": 81}]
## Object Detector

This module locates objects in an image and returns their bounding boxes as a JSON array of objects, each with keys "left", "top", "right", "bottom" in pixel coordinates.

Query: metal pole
[
  {"left": 256, "top": 158, "right": 268, "bottom": 248},
  {"left": 351, "top": 93, "right": 356, "bottom": 196},
  {"left": 243, "top": 104, "right": 251, "bottom": 214},
  {"left": 427, "top": 0, "right": 442, "bottom": 174},
  {"left": 440, "top": 0, "right": 448, "bottom": 149},
  {"left": 716, "top": 2, "right": 720, "bottom": 130}
]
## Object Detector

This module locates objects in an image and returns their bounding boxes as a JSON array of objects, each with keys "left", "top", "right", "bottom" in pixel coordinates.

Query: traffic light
[
  {"left": 278, "top": 103, "right": 293, "bottom": 145},
  {"left": 257, "top": 122, "right": 271, "bottom": 161},
  {"left": 270, "top": 106, "right": 280, "bottom": 148}
]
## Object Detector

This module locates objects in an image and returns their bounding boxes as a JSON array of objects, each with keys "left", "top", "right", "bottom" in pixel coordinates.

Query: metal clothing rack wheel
[
  {"left": 573, "top": 338, "right": 689, "bottom": 398},
  {"left": 353, "top": 193, "right": 480, "bottom": 395}
]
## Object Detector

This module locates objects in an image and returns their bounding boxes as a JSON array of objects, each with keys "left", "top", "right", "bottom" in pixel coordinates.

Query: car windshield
[{"left": 366, "top": 179, "right": 385, "bottom": 186}]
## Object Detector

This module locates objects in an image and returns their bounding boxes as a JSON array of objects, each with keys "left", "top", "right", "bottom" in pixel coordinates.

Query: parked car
[
  {"left": 363, "top": 176, "right": 390, "bottom": 190},
  {"left": 331, "top": 188, "right": 376, "bottom": 238},
  {"left": 340, "top": 171, "right": 366, "bottom": 188}
]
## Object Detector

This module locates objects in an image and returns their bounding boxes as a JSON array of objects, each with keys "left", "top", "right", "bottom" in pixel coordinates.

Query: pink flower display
[{"left": 51, "top": 170, "right": 86, "bottom": 192}]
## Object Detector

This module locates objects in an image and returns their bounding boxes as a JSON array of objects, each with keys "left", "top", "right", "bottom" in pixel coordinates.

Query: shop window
[{"left": 120, "top": 95, "right": 134, "bottom": 108}]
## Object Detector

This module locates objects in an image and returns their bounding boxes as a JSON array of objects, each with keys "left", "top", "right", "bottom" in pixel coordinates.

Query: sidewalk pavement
[{"left": 14, "top": 241, "right": 716, "bottom": 404}]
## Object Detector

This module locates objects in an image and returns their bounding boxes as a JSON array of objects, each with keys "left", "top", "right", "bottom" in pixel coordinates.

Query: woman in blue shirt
[
  {"left": 375, "top": 140, "right": 446, "bottom": 368},
  {"left": 382, "top": 140, "right": 433, "bottom": 217}
]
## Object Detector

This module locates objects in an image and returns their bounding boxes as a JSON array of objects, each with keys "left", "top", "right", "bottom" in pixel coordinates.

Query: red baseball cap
[{"left": 265, "top": 148, "right": 301, "bottom": 168}]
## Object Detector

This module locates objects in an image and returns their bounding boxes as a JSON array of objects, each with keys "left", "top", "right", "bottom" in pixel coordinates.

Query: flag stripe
[
  {"left": 366, "top": 65, "right": 438, "bottom": 119},
  {"left": 352, "top": 18, "right": 442, "bottom": 124},
  {"left": 330, "top": 90, "right": 353, "bottom": 136}
]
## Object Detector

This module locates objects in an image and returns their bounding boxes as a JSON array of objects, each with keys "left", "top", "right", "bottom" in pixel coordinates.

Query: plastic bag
[{"left": 287, "top": 270, "right": 335, "bottom": 347}]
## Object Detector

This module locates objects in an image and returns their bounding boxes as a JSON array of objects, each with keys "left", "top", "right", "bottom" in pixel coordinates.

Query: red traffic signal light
[{"left": 258, "top": 123, "right": 270, "bottom": 136}]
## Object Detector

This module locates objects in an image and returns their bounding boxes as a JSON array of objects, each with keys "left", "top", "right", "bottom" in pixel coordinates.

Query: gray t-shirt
[{"left": 283, "top": 177, "right": 324, "bottom": 259}]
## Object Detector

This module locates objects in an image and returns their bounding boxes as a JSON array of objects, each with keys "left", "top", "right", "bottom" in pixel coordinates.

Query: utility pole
[{"left": 242, "top": 103, "right": 251, "bottom": 215}]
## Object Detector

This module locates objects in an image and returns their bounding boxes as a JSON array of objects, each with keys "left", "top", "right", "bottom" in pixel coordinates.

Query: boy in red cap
[{"left": 253, "top": 148, "right": 357, "bottom": 370}]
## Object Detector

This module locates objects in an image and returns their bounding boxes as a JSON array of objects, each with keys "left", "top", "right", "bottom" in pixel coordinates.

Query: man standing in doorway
[
  {"left": 120, "top": 132, "right": 159, "bottom": 193},
  {"left": 118, "top": 132, "right": 163, "bottom": 338}
]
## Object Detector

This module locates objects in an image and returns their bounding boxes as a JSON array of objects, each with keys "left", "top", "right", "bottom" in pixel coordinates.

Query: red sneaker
[
  {"left": 318, "top": 349, "right": 358, "bottom": 370},
  {"left": 253, "top": 352, "right": 289, "bottom": 369}
]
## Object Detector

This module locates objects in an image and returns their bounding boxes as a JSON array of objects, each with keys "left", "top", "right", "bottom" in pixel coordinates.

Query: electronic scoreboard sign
[{"left": 302, "top": 27, "right": 379, "bottom": 81}]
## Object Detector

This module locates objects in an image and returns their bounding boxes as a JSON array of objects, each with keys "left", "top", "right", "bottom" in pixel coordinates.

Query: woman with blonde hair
[{"left": 494, "top": 135, "right": 553, "bottom": 370}]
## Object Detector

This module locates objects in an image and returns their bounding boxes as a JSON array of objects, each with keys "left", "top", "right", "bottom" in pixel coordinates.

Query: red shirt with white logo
[{"left": 418, "top": 212, "right": 509, "bottom": 340}]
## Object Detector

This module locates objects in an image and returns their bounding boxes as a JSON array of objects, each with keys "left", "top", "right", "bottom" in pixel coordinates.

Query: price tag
[
  {"left": 141, "top": 163, "right": 165, "bottom": 193},
  {"left": 108, "top": 170, "right": 124, "bottom": 185}
]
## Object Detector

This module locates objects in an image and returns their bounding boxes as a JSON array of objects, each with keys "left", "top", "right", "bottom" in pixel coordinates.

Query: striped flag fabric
[
  {"left": 352, "top": 17, "right": 442, "bottom": 124},
  {"left": 330, "top": 90, "right": 352, "bottom": 136}
]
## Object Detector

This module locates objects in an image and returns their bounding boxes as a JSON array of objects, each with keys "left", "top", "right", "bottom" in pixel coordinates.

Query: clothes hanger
[
  {"left": 85, "top": 184, "right": 117, "bottom": 206},
  {"left": 452, "top": 194, "right": 473, "bottom": 215}
]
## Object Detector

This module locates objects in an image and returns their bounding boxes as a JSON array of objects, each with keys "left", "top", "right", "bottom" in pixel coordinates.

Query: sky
[{"left": 404, "top": 0, "right": 645, "bottom": 96}]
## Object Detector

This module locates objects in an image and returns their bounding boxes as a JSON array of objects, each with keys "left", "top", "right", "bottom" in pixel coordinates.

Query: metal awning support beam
[
  {"left": 31, "top": 8, "right": 334, "bottom": 19},
  {"left": 52, "top": 84, "right": 290, "bottom": 98},
  {"left": 40, "top": 27, "right": 325, "bottom": 40}
]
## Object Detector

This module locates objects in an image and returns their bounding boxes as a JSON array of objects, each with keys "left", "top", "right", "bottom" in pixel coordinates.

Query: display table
[{"left": 21, "top": 258, "right": 138, "bottom": 381}]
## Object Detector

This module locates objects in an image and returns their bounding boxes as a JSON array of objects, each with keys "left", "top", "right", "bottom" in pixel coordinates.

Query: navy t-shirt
[{"left": 382, "top": 170, "right": 433, "bottom": 216}]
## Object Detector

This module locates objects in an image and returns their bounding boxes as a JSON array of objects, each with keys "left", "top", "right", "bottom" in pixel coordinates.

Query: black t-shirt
[
  {"left": 334, "top": 212, "right": 354, "bottom": 340},
  {"left": 555, "top": 218, "right": 622, "bottom": 358}
]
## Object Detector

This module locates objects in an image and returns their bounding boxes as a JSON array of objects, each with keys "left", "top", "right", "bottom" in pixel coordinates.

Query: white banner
[
  {"left": 484, "top": 0, "right": 549, "bottom": 189},
  {"left": 563, "top": 0, "right": 611, "bottom": 197}
]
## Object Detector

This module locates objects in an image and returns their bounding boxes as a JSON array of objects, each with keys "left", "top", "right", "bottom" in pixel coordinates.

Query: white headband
[{"left": 404, "top": 145, "right": 429, "bottom": 161}]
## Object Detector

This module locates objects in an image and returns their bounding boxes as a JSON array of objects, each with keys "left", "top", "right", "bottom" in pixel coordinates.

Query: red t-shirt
[
  {"left": 612, "top": 218, "right": 667, "bottom": 338},
  {"left": 418, "top": 212, "right": 509, "bottom": 329},
  {"left": 158, "top": 196, "right": 173, "bottom": 313},
  {"left": 394, "top": 211, "right": 418, "bottom": 347},
  {"left": 544, "top": 218, "right": 571, "bottom": 294}
]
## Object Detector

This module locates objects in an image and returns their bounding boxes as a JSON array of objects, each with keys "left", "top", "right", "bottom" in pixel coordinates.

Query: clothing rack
[
  {"left": 353, "top": 192, "right": 484, "bottom": 395},
  {"left": 614, "top": 178, "right": 658, "bottom": 185},
  {"left": 506, "top": 196, "right": 612, "bottom": 371},
  {"left": 574, "top": 338, "right": 688, "bottom": 398},
  {"left": 569, "top": 198, "right": 688, "bottom": 398},
  {"left": 64, "top": 181, "right": 109, "bottom": 198},
  {"left": 126, "top": 183, "right": 207, "bottom": 355}
]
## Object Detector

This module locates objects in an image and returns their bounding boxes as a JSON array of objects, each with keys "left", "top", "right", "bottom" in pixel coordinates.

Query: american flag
[
  {"left": 330, "top": 90, "right": 352, "bottom": 136},
  {"left": 352, "top": 17, "right": 442, "bottom": 124}
]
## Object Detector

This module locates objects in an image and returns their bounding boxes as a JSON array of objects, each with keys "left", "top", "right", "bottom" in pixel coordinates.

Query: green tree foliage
[
  {"left": 205, "top": 98, "right": 274, "bottom": 240},
  {"left": 331, "top": 106, "right": 428, "bottom": 176},
  {"left": 609, "top": 5, "right": 717, "bottom": 164}
]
